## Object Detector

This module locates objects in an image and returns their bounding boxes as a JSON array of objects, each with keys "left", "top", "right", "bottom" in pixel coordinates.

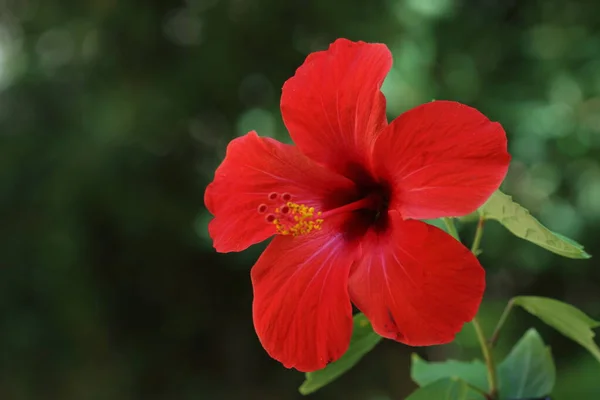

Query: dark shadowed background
[{"left": 0, "top": 0, "right": 599, "bottom": 399}]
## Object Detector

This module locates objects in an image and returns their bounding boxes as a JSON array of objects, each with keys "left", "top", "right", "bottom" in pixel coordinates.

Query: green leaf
[
  {"left": 298, "top": 313, "right": 382, "bottom": 395},
  {"left": 498, "top": 328, "right": 555, "bottom": 399},
  {"left": 513, "top": 296, "right": 600, "bottom": 363},
  {"left": 405, "top": 378, "right": 480, "bottom": 400},
  {"left": 411, "top": 354, "right": 488, "bottom": 392},
  {"left": 478, "top": 190, "right": 591, "bottom": 259}
]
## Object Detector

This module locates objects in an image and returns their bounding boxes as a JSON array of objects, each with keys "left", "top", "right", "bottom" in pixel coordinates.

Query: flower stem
[
  {"left": 471, "top": 215, "right": 485, "bottom": 254},
  {"left": 468, "top": 215, "right": 499, "bottom": 399},
  {"left": 442, "top": 217, "right": 499, "bottom": 398},
  {"left": 442, "top": 217, "right": 460, "bottom": 240},
  {"left": 472, "top": 317, "right": 498, "bottom": 399},
  {"left": 489, "top": 299, "right": 515, "bottom": 348}
]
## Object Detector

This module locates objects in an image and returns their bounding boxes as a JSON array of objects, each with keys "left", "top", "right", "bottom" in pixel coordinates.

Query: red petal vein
[
  {"left": 373, "top": 101, "right": 510, "bottom": 219},
  {"left": 349, "top": 212, "right": 485, "bottom": 346},
  {"left": 204, "top": 131, "right": 356, "bottom": 252},
  {"left": 251, "top": 217, "right": 358, "bottom": 371},
  {"left": 281, "top": 38, "right": 392, "bottom": 181}
]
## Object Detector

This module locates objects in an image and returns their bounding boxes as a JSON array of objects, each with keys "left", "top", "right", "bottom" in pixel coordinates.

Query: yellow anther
[{"left": 270, "top": 201, "right": 324, "bottom": 237}]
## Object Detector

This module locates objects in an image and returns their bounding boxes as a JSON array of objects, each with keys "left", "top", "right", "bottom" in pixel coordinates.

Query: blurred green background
[{"left": 0, "top": 0, "right": 599, "bottom": 399}]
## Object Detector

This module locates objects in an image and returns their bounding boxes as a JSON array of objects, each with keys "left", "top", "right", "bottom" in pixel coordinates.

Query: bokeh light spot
[
  {"left": 236, "top": 108, "right": 276, "bottom": 138},
  {"left": 163, "top": 8, "right": 203, "bottom": 46}
]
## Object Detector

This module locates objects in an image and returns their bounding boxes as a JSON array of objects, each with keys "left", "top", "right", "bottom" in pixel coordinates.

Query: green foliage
[
  {"left": 298, "top": 313, "right": 382, "bottom": 395},
  {"left": 411, "top": 354, "right": 488, "bottom": 392},
  {"left": 478, "top": 191, "right": 591, "bottom": 259},
  {"left": 405, "top": 378, "right": 481, "bottom": 400},
  {"left": 498, "top": 328, "right": 555, "bottom": 399},
  {"left": 410, "top": 330, "right": 556, "bottom": 400},
  {"left": 513, "top": 297, "right": 600, "bottom": 363},
  {"left": 1, "top": 0, "right": 599, "bottom": 398}
]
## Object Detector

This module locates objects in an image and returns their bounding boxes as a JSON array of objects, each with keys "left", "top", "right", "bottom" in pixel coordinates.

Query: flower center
[
  {"left": 257, "top": 191, "right": 386, "bottom": 237},
  {"left": 257, "top": 192, "right": 324, "bottom": 236}
]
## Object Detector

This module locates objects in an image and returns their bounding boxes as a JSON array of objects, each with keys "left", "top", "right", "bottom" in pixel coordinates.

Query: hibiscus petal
[
  {"left": 348, "top": 212, "right": 485, "bottom": 346},
  {"left": 205, "top": 131, "right": 356, "bottom": 253},
  {"left": 373, "top": 101, "right": 510, "bottom": 219},
  {"left": 281, "top": 38, "right": 392, "bottom": 181},
  {"left": 251, "top": 218, "right": 357, "bottom": 371}
]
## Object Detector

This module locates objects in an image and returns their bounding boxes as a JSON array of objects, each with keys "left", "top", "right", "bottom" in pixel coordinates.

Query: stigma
[{"left": 257, "top": 192, "right": 323, "bottom": 236}]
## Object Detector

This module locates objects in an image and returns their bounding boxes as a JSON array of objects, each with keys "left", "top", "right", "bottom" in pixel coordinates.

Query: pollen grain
[
  {"left": 272, "top": 202, "right": 324, "bottom": 236},
  {"left": 257, "top": 192, "right": 324, "bottom": 236}
]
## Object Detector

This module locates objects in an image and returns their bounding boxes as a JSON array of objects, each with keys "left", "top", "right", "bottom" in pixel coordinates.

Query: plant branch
[
  {"left": 468, "top": 215, "right": 499, "bottom": 399},
  {"left": 471, "top": 215, "right": 485, "bottom": 254},
  {"left": 489, "top": 299, "right": 515, "bottom": 348},
  {"left": 472, "top": 317, "right": 498, "bottom": 399},
  {"left": 442, "top": 217, "right": 460, "bottom": 241}
]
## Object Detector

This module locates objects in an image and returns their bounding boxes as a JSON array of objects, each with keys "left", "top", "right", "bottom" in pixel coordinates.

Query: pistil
[{"left": 321, "top": 193, "right": 382, "bottom": 218}]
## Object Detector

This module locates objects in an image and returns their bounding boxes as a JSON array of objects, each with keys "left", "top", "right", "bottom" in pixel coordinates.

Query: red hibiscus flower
[{"left": 204, "top": 39, "right": 510, "bottom": 372}]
